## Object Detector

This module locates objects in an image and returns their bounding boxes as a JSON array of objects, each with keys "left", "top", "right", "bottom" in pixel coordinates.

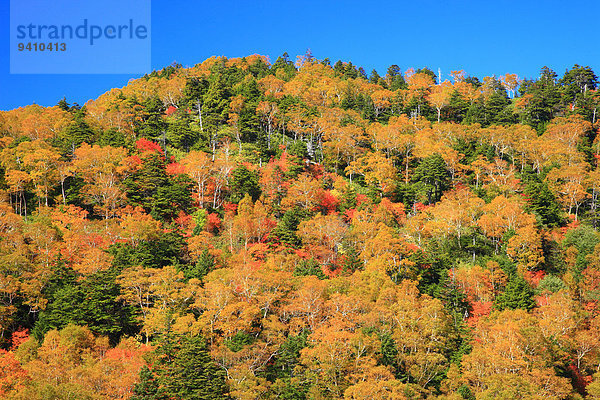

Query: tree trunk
[{"left": 197, "top": 99, "right": 203, "bottom": 132}]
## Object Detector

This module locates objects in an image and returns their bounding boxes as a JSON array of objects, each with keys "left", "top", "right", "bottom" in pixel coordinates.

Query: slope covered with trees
[{"left": 2, "top": 52, "right": 600, "bottom": 399}]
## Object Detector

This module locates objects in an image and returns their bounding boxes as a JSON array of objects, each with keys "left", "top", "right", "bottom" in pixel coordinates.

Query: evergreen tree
[
  {"left": 55, "top": 108, "right": 95, "bottom": 154},
  {"left": 343, "top": 62, "right": 359, "bottom": 79},
  {"left": 130, "top": 366, "right": 166, "bottom": 400},
  {"left": 228, "top": 165, "right": 261, "bottom": 203},
  {"left": 358, "top": 66, "right": 367, "bottom": 80},
  {"left": 342, "top": 244, "right": 363, "bottom": 274},
  {"left": 413, "top": 153, "right": 450, "bottom": 204},
  {"left": 271, "top": 52, "right": 296, "bottom": 80},
  {"left": 294, "top": 258, "right": 326, "bottom": 280},
  {"left": 369, "top": 69, "right": 381, "bottom": 85},
  {"left": 360, "top": 93, "right": 376, "bottom": 121},
  {"left": 379, "top": 331, "right": 399, "bottom": 370},
  {"left": 464, "top": 98, "right": 487, "bottom": 126},
  {"left": 247, "top": 56, "right": 270, "bottom": 79},
  {"left": 486, "top": 91, "right": 514, "bottom": 125},
  {"left": 434, "top": 270, "right": 473, "bottom": 364},
  {"left": 519, "top": 66, "right": 561, "bottom": 130},
  {"left": 33, "top": 268, "right": 138, "bottom": 344},
  {"left": 340, "top": 86, "right": 356, "bottom": 110},
  {"left": 333, "top": 60, "right": 345, "bottom": 77},
  {"left": 523, "top": 179, "right": 563, "bottom": 227},
  {"left": 99, "top": 127, "right": 128, "bottom": 147},
  {"left": 183, "top": 249, "right": 215, "bottom": 281},
  {"left": 434, "top": 270, "right": 470, "bottom": 327},
  {"left": 560, "top": 64, "right": 598, "bottom": 101},
  {"left": 270, "top": 207, "right": 309, "bottom": 246},
  {"left": 495, "top": 273, "right": 536, "bottom": 311},
  {"left": 416, "top": 67, "right": 437, "bottom": 82},
  {"left": 447, "top": 89, "right": 469, "bottom": 122},
  {"left": 267, "top": 331, "right": 309, "bottom": 379},
  {"left": 57, "top": 97, "right": 70, "bottom": 111},
  {"left": 109, "top": 230, "right": 185, "bottom": 269},
  {"left": 136, "top": 96, "right": 167, "bottom": 140},
  {"left": 165, "top": 336, "right": 229, "bottom": 400},
  {"left": 563, "top": 225, "right": 600, "bottom": 272},
  {"left": 464, "top": 76, "right": 481, "bottom": 87},
  {"left": 385, "top": 64, "right": 406, "bottom": 90},
  {"left": 182, "top": 77, "right": 210, "bottom": 109},
  {"left": 166, "top": 117, "right": 199, "bottom": 151},
  {"left": 202, "top": 71, "right": 231, "bottom": 129},
  {"left": 124, "top": 153, "right": 193, "bottom": 222}
]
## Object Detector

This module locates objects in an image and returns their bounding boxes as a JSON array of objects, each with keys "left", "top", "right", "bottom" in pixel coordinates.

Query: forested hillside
[{"left": 2, "top": 52, "right": 600, "bottom": 399}]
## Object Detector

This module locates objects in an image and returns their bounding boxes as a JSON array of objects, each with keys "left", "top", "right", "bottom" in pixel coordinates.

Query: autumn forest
[{"left": 2, "top": 52, "right": 600, "bottom": 399}]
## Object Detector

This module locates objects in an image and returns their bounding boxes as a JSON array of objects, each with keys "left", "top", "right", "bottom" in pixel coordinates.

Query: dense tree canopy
[{"left": 1, "top": 54, "right": 600, "bottom": 399}]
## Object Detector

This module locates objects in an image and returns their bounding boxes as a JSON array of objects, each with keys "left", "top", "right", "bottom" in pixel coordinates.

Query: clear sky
[{"left": 1, "top": 0, "right": 599, "bottom": 111}]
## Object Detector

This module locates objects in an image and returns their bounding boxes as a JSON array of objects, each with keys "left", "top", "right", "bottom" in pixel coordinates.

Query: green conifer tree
[
  {"left": 495, "top": 274, "right": 536, "bottom": 311},
  {"left": 165, "top": 336, "right": 229, "bottom": 400}
]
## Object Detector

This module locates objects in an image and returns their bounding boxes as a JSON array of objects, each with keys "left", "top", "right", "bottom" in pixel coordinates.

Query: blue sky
[{"left": 1, "top": 0, "right": 599, "bottom": 110}]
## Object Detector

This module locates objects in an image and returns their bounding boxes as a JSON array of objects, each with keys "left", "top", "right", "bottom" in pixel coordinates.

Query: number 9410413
[{"left": 18, "top": 42, "right": 66, "bottom": 51}]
